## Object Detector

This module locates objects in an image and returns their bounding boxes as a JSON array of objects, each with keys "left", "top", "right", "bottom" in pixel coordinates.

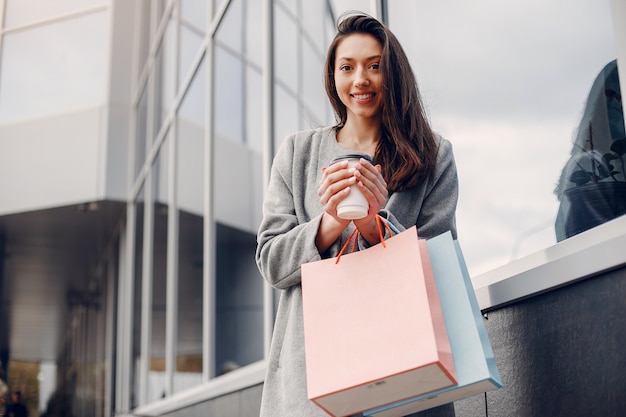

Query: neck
[{"left": 337, "top": 118, "right": 381, "bottom": 155}]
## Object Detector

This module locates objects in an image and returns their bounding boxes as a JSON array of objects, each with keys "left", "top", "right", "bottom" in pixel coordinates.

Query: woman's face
[{"left": 333, "top": 33, "right": 383, "bottom": 123}]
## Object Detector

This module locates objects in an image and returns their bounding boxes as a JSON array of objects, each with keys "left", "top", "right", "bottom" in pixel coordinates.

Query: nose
[{"left": 354, "top": 67, "right": 369, "bottom": 87}]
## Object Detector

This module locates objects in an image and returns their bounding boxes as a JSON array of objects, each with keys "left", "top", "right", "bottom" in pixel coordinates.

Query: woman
[{"left": 256, "top": 12, "right": 458, "bottom": 417}]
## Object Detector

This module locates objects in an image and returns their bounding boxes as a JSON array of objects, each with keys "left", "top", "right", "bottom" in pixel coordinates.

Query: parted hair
[{"left": 324, "top": 12, "right": 438, "bottom": 192}]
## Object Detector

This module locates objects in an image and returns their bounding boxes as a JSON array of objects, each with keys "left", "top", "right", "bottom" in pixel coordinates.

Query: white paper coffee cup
[{"left": 331, "top": 154, "right": 373, "bottom": 220}]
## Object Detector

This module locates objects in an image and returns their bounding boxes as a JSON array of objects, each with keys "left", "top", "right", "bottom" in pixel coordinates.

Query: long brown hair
[{"left": 324, "top": 12, "right": 438, "bottom": 192}]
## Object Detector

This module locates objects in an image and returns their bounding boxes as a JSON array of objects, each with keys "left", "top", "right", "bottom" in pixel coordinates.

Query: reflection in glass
[
  {"left": 0, "top": 12, "right": 108, "bottom": 123},
  {"left": 214, "top": 46, "right": 244, "bottom": 142},
  {"left": 215, "top": 224, "right": 264, "bottom": 375},
  {"left": 555, "top": 60, "right": 626, "bottom": 240}
]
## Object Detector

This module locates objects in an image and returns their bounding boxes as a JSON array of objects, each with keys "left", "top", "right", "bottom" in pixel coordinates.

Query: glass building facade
[{"left": 0, "top": 0, "right": 624, "bottom": 416}]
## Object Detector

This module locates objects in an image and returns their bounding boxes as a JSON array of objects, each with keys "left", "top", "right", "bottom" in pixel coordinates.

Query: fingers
[
  {"left": 353, "top": 160, "right": 388, "bottom": 211},
  {"left": 319, "top": 158, "right": 388, "bottom": 218},
  {"left": 318, "top": 161, "right": 356, "bottom": 218}
]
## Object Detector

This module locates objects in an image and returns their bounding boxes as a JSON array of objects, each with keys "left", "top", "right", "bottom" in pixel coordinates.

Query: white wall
[{"left": 0, "top": 108, "right": 106, "bottom": 215}]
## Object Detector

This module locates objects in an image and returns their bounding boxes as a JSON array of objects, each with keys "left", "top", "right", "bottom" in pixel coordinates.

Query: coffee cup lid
[{"left": 331, "top": 153, "right": 373, "bottom": 164}]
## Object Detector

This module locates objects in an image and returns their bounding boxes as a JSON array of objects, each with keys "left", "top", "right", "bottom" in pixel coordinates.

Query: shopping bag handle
[{"left": 335, "top": 215, "right": 394, "bottom": 264}]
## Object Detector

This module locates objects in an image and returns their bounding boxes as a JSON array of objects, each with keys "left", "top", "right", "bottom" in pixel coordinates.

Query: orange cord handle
[{"left": 335, "top": 215, "right": 394, "bottom": 264}]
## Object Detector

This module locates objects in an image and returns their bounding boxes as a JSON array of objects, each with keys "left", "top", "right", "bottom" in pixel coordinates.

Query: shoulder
[
  {"left": 433, "top": 133, "right": 457, "bottom": 170},
  {"left": 277, "top": 126, "right": 333, "bottom": 153},
  {"left": 434, "top": 133, "right": 454, "bottom": 157},
  {"left": 273, "top": 126, "right": 335, "bottom": 168}
]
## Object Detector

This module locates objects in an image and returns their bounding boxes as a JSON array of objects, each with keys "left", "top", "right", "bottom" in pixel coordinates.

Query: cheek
[{"left": 335, "top": 78, "right": 351, "bottom": 97}]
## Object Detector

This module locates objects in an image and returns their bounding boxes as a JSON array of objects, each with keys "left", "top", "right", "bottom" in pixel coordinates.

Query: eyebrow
[{"left": 336, "top": 55, "right": 381, "bottom": 62}]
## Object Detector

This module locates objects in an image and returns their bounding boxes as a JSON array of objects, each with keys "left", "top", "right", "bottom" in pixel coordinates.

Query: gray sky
[{"left": 334, "top": 0, "right": 619, "bottom": 277}]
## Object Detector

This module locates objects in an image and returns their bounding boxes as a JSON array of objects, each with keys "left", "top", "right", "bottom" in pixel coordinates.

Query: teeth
[{"left": 353, "top": 93, "right": 373, "bottom": 99}]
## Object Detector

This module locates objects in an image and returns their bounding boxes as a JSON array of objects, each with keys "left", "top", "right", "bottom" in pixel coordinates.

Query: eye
[
  {"left": 370, "top": 63, "right": 380, "bottom": 70},
  {"left": 339, "top": 64, "right": 352, "bottom": 72}
]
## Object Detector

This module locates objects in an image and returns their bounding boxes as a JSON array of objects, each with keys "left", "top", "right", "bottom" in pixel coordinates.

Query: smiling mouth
[{"left": 352, "top": 93, "right": 375, "bottom": 100}]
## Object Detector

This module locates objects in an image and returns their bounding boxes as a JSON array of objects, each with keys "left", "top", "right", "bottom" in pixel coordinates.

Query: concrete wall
[{"left": 456, "top": 265, "right": 626, "bottom": 417}]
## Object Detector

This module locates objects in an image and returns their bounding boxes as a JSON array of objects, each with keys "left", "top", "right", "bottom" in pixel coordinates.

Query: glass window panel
[
  {"left": 175, "top": 211, "right": 204, "bottom": 389},
  {"left": 246, "top": 67, "right": 263, "bottom": 153},
  {"left": 137, "top": 0, "right": 153, "bottom": 83},
  {"left": 148, "top": 142, "right": 169, "bottom": 402},
  {"left": 179, "top": 59, "right": 206, "bottom": 131},
  {"left": 4, "top": 0, "right": 105, "bottom": 28},
  {"left": 131, "top": 185, "right": 145, "bottom": 409},
  {"left": 179, "top": 23, "right": 204, "bottom": 92},
  {"left": 328, "top": 0, "right": 370, "bottom": 19},
  {"left": 245, "top": 0, "right": 263, "bottom": 67},
  {"left": 157, "top": 17, "right": 176, "bottom": 127},
  {"left": 176, "top": 58, "right": 205, "bottom": 390},
  {"left": 215, "top": 0, "right": 243, "bottom": 54},
  {"left": 274, "top": 7, "right": 298, "bottom": 93},
  {"left": 135, "top": 89, "right": 149, "bottom": 179},
  {"left": 277, "top": 0, "right": 297, "bottom": 17},
  {"left": 215, "top": 223, "right": 264, "bottom": 375},
  {"left": 301, "top": 38, "right": 327, "bottom": 127},
  {"left": 386, "top": 1, "right": 618, "bottom": 276},
  {"left": 274, "top": 86, "right": 298, "bottom": 151},
  {"left": 181, "top": 0, "right": 207, "bottom": 33},
  {"left": 214, "top": 46, "right": 244, "bottom": 142},
  {"left": 154, "top": 136, "right": 170, "bottom": 207},
  {"left": 0, "top": 12, "right": 108, "bottom": 123},
  {"left": 302, "top": 0, "right": 326, "bottom": 52}
]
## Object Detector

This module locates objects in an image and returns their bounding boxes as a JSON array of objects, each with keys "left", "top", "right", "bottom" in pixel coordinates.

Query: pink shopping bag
[{"left": 301, "top": 223, "right": 456, "bottom": 417}]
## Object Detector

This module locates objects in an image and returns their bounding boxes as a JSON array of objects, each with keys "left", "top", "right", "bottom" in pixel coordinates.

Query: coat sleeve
[{"left": 255, "top": 135, "right": 324, "bottom": 290}]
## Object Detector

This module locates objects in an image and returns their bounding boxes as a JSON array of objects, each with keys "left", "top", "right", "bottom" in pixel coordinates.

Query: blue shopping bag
[{"left": 363, "top": 231, "right": 502, "bottom": 417}]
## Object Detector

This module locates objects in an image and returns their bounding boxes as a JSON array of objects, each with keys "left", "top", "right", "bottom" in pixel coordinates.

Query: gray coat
[{"left": 256, "top": 126, "right": 458, "bottom": 417}]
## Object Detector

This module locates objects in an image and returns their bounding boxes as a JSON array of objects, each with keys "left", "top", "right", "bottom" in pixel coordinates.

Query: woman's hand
[
  {"left": 318, "top": 159, "right": 358, "bottom": 221},
  {"left": 352, "top": 157, "right": 388, "bottom": 216},
  {"left": 351, "top": 158, "right": 389, "bottom": 244},
  {"left": 316, "top": 158, "right": 388, "bottom": 250},
  {"left": 315, "top": 160, "right": 353, "bottom": 252}
]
